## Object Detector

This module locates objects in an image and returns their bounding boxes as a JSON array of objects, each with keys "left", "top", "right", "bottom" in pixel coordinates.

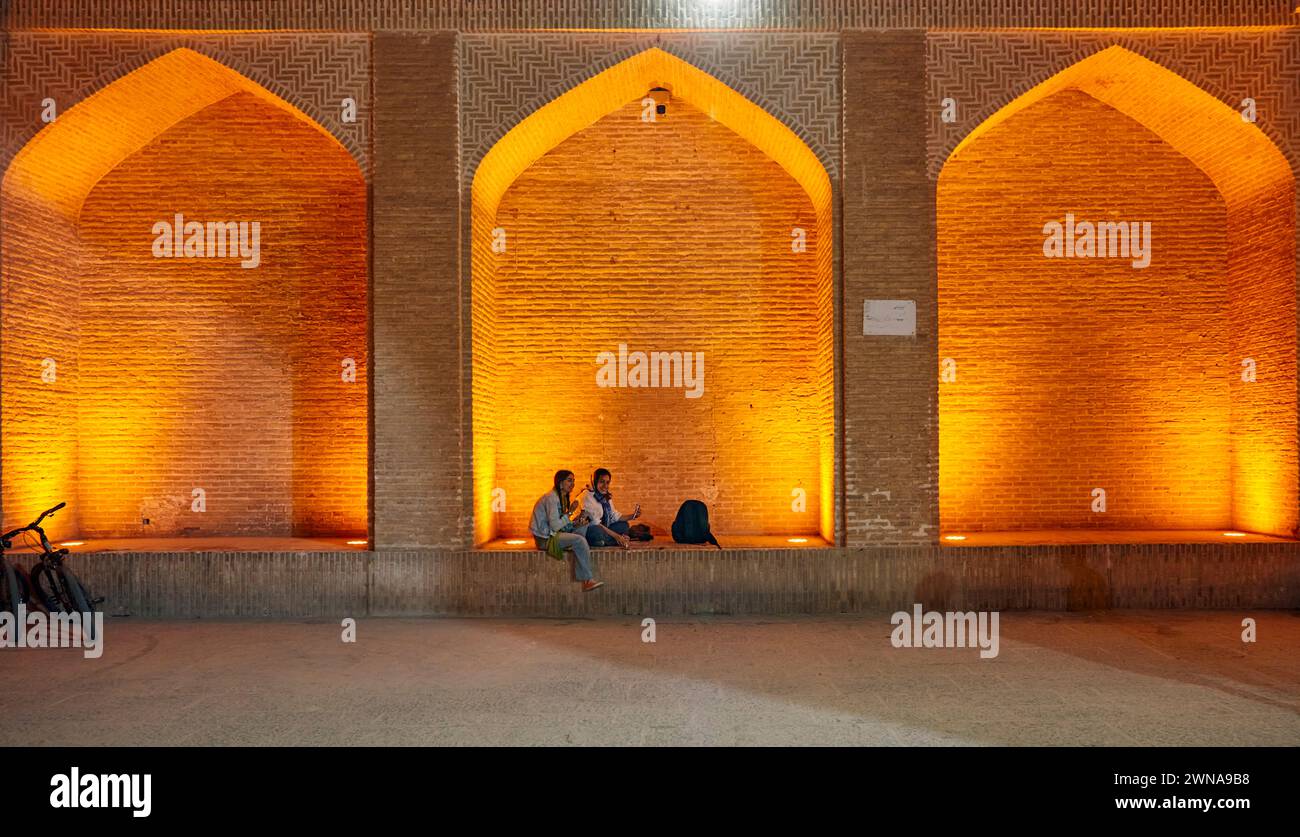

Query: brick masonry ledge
[{"left": 9, "top": 543, "right": 1297, "bottom": 618}]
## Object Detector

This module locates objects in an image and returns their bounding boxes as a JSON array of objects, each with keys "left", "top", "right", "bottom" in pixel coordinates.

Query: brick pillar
[
  {"left": 842, "top": 31, "right": 937, "bottom": 546},
  {"left": 372, "top": 32, "right": 462, "bottom": 548}
]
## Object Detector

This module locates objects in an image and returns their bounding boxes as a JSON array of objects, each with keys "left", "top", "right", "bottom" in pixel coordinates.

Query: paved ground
[{"left": 2, "top": 612, "right": 1297, "bottom": 746}]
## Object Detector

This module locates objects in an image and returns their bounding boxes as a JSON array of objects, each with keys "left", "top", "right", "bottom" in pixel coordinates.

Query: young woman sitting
[
  {"left": 580, "top": 468, "right": 642, "bottom": 549},
  {"left": 529, "top": 470, "right": 605, "bottom": 592}
]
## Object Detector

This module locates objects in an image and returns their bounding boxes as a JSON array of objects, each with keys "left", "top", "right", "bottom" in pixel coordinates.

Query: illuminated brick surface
[
  {"left": 940, "top": 91, "right": 1231, "bottom": 530},
  {"left": 481, "top": 95, "right": 826, "bottom": 539},
  {"left": 2, "top": 55, "right": 367, "bottom": 540},
  {"left": 938, "top": 49, "right": 1296, "bottom": 536},
  {"left": 2, "top": 15, "right": 1299, "bottom": 555}
]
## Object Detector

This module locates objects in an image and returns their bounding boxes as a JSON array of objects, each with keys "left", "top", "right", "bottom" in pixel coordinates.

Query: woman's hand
[
  {"left": 615, "top": 533, "right": 630, "bottom": 549},
  {"left": 631, "top": 504, "right": 642, "bottom": 520},
  {"left": 575, "top": 511, "right": 591, "bottom": 526},
  {"left": 568, "top": 499, "right": 580, "bottom": 515}
]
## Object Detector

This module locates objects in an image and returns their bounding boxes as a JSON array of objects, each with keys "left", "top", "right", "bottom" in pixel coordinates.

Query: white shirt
[{"left": 581, "top": 490, "right": 621, "bottom": 526}]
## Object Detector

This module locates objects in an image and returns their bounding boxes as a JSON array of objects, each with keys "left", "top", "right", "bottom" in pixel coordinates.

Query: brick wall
[
  {"left": 75, "top": 92, "right": 367, "bottom": 536},
  {"left": 0, "top": 188, "right": 82, "bottom": 540},
  {"left": 4, "top": 23, "right": 1300, "bottom": 552},
  {"left": 1, "top": 91, "right": 368, "bottom": 539},
  {"left": 939, "top": 90, "right": 1232, "bottom": 531},
  {"left": 479, "top": 96, "right": 826, "bottom": 539},
  {"left": 1229, "top": 179, "right": 1298, "bottom": 536}
]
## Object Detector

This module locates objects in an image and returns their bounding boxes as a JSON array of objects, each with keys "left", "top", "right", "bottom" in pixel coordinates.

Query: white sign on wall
[{"left": 863, "top": 299, "right": 916, "bottom": 336}]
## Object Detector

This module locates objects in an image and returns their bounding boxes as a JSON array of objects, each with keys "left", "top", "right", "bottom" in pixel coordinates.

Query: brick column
[
  {"left": 372, "top": 32, "right": 462, "bottom": 548},
  {"left": 842, "top": 31, "right": 937, "bottom": 546}
]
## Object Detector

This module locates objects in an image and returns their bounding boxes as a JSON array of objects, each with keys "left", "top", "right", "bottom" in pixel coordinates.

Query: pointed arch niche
[
  {"left": 1, "top": 48, "right": 369, "bottom": 544},
  {"left": 471, "top": 48, "right": 835, "bottom": 546},
  {"left": 938, "top": 46, "right": 1297, "bottom": 542}
]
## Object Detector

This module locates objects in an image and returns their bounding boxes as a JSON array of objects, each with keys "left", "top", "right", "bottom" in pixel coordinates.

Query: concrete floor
[{"left": 2, "top": 612, "right": 1297, "bottom": 746}]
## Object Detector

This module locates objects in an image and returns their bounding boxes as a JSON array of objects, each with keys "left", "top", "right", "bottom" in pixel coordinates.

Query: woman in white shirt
[{"left": 581, "top": 468, "right": 642, "bottom": 549}]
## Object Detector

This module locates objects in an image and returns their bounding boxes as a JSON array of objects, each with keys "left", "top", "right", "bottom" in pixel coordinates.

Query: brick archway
[
  {"left": 938, "top": 46, "right": 1296, "bottom": 540},
  {"left": 1, "top": 48, "right": 369, "bottom": 541},
  {"left": 470, "top": 47, "right": 835, "bottom": 546}
]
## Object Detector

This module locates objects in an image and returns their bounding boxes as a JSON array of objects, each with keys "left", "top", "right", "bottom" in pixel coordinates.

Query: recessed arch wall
[
  {"left": 1, "top": 47, "right": 369, "bottom": 540},
  {"left": 938, "top": 46, "right": 1297, "bottom": 537},
  {"left": 470, "top": 47, "right": 835, "bottom": 545}
]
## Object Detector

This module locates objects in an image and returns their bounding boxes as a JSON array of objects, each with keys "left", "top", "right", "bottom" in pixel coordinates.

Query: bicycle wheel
[
  {"left": 1, "top": 560, "right": 20, "bottom": 616},
  {"left": 60, "top": 568, "right": 96, "bottom": 641},
  {"left": 29, "top": 563, "right": 71, "bottom": 612}
]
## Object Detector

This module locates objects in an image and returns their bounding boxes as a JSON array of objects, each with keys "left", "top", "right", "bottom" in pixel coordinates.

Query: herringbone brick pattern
[
  {"left": 4, "top": 0, "right": 1293, "bottom": 30},
  {"left": 0, "top": 32, "right": 370, "bottom": 178},
  {"left": 459, "top": 32, "right": 839, "bottom": 184},
  {"left": 928, "top": 30, "right": 1300, "bottom": 179}
]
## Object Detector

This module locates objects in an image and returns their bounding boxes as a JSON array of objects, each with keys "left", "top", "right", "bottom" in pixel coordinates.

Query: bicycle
[
  {"left": 0, "top": 530, "right": 30, "bottom": 617},
  {"left": 1, "top": 502, "right": 102, "bottom": 639}
]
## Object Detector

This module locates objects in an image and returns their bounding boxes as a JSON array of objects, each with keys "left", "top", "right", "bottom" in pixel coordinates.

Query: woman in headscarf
[{"left": 580, "top": 468, "right": 642, "bottom": 549}]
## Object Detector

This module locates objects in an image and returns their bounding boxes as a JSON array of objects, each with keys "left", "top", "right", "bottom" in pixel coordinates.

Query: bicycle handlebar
[
  {"left": 1, "top": 501, "right": 67, "bottom": 547},
  {"left": 33, "top": 502, "right": 66, "bottom": 526}
]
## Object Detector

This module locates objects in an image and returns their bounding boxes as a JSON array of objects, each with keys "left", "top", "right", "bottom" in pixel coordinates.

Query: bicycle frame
[
  {"left": 2, "top": 502, "right": 74, "bottom": 609},
  {"left": 1, "top": 500, "right": 65, "bottom": 555}
]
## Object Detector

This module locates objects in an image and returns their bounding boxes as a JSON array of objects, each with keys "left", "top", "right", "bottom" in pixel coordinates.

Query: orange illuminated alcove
[
  {"left": 0, "top": 48, "right": 368, "bottom": 548},
  {"left": 470, "top": 48, "right": 835, "bottom": 548},
  {"left": 938, "top": 46, "right": 1297, "bottom": 545}
]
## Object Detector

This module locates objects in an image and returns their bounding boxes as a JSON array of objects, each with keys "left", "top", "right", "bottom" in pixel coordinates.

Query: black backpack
[{"left": 671, "top": 499, "right": 720, "bottom": 548}]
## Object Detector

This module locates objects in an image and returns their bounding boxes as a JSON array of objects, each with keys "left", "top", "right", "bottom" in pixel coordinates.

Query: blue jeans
[
  {"left": 534, "top": 528, "right": 596, "bottom": 581},
  {"left": 585, "top": 518, "right": 630, "bottom": 547}
]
